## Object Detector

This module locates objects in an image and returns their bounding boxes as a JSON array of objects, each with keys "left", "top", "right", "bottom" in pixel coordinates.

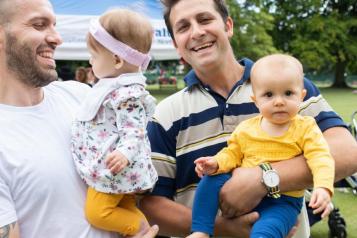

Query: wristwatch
[{"left": 259, "top": 162, "right": 280, "bottom": 198}]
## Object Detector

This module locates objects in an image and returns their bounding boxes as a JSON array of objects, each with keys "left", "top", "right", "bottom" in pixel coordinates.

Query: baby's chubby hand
[
  {"left": 194, "top": 156, "right": 218, "bottom": 177},
  {"left": 309, "top": 187, "right": 332, "bottom": 219},
  {"left": 105, "top": 150, "right": 129, "bottom": 174}
]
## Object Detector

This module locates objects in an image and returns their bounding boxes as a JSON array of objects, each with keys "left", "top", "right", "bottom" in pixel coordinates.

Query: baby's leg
[
  {"left": 251, "top": 195, "right": 303, "bottom": 238},
  {"left": 85, "top": 187, "right": 146, "bottom": 236},
  {"left": 190, "top": 173, "right": 231, "bottom": 238}
]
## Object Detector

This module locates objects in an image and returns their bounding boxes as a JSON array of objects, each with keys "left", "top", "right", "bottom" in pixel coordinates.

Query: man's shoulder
[
  {"left": 45, "top": 80, "right": 90, "bottom": 101},
  {"left": 154, "top": 88, "right": 189, "bottom": 116}
]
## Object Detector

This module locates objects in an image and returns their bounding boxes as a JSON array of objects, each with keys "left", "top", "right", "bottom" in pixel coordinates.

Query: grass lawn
[
  {"left": 311, "top": 88, "right": 357, "bottom": 238},
  {"left": 148, "top": 85, "right": 357, "bottom": 237},
  {"left": 319, "top": 88, "right": 357, "bottom": 122}
]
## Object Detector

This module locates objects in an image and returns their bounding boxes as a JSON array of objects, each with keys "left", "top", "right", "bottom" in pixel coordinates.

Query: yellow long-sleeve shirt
[{"left": 214, "top": 115, "right": 335, "bottom": 197}]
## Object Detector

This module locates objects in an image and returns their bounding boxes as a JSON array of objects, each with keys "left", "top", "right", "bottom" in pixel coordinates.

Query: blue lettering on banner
[{"left": 155, "top": 27, "right": 171, "bottom": 38}]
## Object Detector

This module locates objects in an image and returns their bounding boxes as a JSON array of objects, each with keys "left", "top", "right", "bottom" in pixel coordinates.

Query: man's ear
[
  {"left": 225, "top": 17, "right": 234, "bottom": 38},
  {"left": 114, "top": 55, "right": 124, "bottom": 70},
  {"left": 0, "top": 26, "right": 4, "bottom": 49}
]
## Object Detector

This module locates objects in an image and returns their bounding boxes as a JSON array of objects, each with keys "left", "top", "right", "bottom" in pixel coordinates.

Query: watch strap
[{"left": 259, "top": 163, "right": 280, "bottom": 199}]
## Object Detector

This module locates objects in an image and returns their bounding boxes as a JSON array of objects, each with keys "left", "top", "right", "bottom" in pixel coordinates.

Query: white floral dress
[{"left": 71, "top": 73, "right": 158, "bottom": 194}]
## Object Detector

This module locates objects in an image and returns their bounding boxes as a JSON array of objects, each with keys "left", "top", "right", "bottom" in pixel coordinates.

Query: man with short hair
[{"left": 140, "top": 0, "right": 357, "bottom": 237}]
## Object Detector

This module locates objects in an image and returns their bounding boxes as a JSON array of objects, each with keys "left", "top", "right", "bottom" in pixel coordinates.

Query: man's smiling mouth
[{"left": 192, "top": 42, "right": 214, "bottom": 52}]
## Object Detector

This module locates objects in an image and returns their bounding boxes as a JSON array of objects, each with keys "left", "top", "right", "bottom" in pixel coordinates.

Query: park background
[{"left": 53, "top": 1, "right": 357, "bottom": 237}]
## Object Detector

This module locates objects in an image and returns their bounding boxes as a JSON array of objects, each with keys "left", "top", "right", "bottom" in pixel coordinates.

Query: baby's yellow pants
[{"left": 85, "top": 187, "right": 147, "bottom": 235}]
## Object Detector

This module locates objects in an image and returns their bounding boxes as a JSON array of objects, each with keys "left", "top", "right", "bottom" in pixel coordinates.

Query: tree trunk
[{"left": 333, "top": 60, "right": 348, "bottom": 88}]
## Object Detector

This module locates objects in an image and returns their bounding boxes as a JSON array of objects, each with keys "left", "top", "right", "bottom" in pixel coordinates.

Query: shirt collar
[
  {"left": 184, "top": 58, "right": 254, "bottom": 90},
  {"left": 95, "top": 72, "right": 146, "bottom": 89}
]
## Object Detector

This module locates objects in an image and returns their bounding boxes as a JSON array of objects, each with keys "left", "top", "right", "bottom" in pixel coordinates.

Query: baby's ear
[
  {"left": 301, "top": 89, "right": 307, "bottom": 100},
  {"left": 250, "top": 95, "right": 257, "bottom": 103},
  {"left": 114, "top": 55, "right": 124, "bottom": 70}
]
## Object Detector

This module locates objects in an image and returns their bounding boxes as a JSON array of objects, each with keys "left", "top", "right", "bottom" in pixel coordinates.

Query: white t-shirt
[{"left": 0, "top": 81, "right": 117, "bottom": 238}]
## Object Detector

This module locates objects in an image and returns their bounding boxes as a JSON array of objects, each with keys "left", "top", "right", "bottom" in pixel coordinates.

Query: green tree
[
  {"left": 226, "top": 0, "right": 278, "bottom": 61},
  {"left": 264, "top": 0, "right": 357, "bottom": 87}
]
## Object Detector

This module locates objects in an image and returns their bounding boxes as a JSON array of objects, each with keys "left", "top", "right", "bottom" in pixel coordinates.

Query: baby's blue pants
[{"left": 191, "top": 173, "right": 303, "bottom": 238}]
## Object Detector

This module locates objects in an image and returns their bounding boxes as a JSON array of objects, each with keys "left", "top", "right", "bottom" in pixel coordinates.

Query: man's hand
[
  {"left": 220, "top": 166, "right": 266, "bottom": 217},
  {"left": 124, "top": 224, "right": 159, "bottom": 238},
  {"left": 215, "top": 211, "right": 259, "bottom": 237},
  {"left": 105, "top": 150, "right": 129, "bottom": 174},
  {"left": 309, "top": 187, "right": 332, "bottom": 218},
  {"left": 194, "top": 157, "right": 218, "bottom": 177}
]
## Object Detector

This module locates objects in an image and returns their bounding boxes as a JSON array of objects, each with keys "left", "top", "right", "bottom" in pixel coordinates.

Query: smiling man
[
  {"left": 0, "top": 0, "right": 116, "bottom": 237},
  {"left": 0, "top": 0, "right": 159, "bottom": 238},
  {"left": 139, "top": 0, "right": 357, "bottom": 237}
]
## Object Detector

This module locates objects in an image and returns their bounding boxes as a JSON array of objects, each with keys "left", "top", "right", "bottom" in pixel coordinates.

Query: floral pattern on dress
[{"left": 71, "top": 83, "right": 158, "bottom": 194}]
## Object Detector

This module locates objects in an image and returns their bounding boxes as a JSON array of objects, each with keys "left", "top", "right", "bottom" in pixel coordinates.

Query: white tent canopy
[{"left": 50, "top": 0, "right": 179, "bottom": 61}]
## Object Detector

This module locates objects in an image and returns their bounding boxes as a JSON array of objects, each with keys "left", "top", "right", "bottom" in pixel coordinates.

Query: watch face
[{"left": 263, "top": 170, "right": 280, "bottom": 187}]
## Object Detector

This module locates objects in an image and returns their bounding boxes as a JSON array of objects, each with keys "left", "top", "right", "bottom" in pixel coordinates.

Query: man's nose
[
  {"left": 191, "top": 22, "right": 205, "bottom": 39},
  {"left": 46, "top": 27, "right": 63, "bottom": 47}
]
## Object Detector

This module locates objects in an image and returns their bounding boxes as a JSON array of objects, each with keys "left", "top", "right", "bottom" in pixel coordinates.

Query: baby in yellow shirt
[{"left": 189, "top": 54, "right": 334, "bottom": 238}]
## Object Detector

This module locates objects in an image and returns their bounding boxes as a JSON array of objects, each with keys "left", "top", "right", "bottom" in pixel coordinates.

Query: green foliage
[
  {"left": 226, "top": 0, "right": 278, "bottom": 61},
  {"left": 262, "top": 0, "right": 357, "bottom": 87}
]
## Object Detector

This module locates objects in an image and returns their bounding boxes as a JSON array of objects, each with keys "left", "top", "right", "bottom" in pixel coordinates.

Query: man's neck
[
  {"left": 195, "top": 58, "right": 245, "bottom": 99},
  {"left": 0, "top": 72, "right": 44, "bottom": 107}
]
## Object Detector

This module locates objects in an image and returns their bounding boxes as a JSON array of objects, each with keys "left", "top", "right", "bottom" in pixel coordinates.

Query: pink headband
[{"left": 89, "top": 19, "right": 151, "bottom": 70}]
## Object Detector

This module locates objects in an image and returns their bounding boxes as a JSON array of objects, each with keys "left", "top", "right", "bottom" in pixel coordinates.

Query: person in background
[
  {"left": 139, "top": 0, "right": 357, "bottom": 237},
  {"left": 189, "top": 54, "right": 334, "bottom": 238},
  {"left": 71, "top": 9, "right": 158, "bottom": 237},
  {"left": 86, "top": 67, "right": 99, "bottom": 86},
  {"left": 75, "top": 66, "right": 89, "bottom": 85}
]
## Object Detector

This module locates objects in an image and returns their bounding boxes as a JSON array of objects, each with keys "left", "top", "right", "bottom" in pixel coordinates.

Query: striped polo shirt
[{"left": 147, "top": 58, "right": 345, "bottom": 208}]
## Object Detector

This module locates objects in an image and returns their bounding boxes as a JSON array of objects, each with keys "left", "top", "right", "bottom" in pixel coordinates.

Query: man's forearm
[
  {"left": 0, "top": 222, "right": 20, "bottom": 238},
  {"left": 140, "top": 195, "right": 192, "bottom": 236},
  {"left": 323, "top": 127, "right": 357, "bottom": 180},
  {"left": 271, "top": 155, "right": 312, "bottom": 193}
]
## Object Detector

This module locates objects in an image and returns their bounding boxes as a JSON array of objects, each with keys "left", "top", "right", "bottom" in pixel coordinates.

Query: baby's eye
[
  {"left": 265, "top": 92, "right": 273, "bottom": 97},
  {"left": 285, "top": 90, "right": 293, "bottom": 96}
]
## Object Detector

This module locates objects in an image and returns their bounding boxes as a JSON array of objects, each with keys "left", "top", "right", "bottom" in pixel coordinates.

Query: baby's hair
[
  {"left": 87, "top": 9, "right": 153, "bottom": 54},
  {"left": 251, "top": 54, "right": 304, "bottom": 88}
]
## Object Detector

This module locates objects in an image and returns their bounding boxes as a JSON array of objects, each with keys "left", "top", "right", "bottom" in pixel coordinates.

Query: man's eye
[
  {"left": 33, "top": 23, "right": 45, "bottom": 29},
  {"left": 200, "top": 18, "right": 211, "bottom": 24},
  {"left": 176, "top": 25, "right": 188, "bottom": 33}
]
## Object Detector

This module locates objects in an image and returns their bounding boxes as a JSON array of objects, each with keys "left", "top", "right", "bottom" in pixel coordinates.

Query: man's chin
[{"left": 33, "top": 70, "right": 58, "bottom": 88}]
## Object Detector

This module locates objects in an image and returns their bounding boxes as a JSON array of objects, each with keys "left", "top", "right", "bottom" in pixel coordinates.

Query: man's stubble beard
[{"left": 5, "top": 32, "right": 58, "bottom": 88}]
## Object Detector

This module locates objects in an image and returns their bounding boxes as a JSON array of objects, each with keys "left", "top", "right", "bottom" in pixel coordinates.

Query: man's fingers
[
  {"left": 221, "top": 205, "right": 238, "bottom": 218},
  {"left": 286, "top": 225, "right": 298, "bottom": 238},
  {"left": 242, "top": 211, "right": 259, "bottom": 225},
  {"left": 142, "top": 225, "right": 159, "bottom": 238}
]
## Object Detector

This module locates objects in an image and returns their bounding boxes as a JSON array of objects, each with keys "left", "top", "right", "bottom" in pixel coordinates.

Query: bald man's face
[{"left": 2, "top": 0, "right": 62, "bottom": 87}]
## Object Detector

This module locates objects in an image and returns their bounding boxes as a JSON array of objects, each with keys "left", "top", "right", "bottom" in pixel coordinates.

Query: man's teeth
[
  {"left": 193, "top": 42, "right": 213, "bottom": 51},
  {"left": 39, "top": 52, "right": 53, "bottom": 59}
]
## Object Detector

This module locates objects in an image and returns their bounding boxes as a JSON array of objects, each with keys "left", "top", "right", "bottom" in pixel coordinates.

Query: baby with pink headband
[{"left": 71, "top": 9, "right": 158, "bottom": 236}]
